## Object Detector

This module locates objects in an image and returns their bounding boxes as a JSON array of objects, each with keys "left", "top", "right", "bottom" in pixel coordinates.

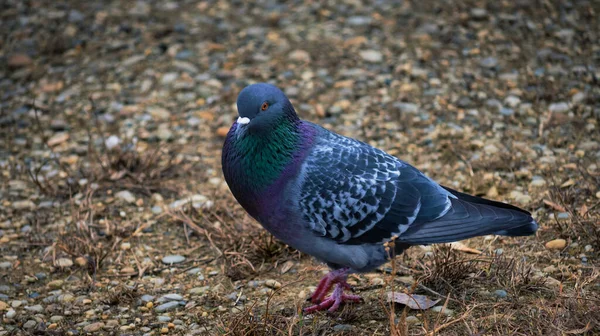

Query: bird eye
[{"left": 261, "top": 102, "right": 269, "bottom": 111}]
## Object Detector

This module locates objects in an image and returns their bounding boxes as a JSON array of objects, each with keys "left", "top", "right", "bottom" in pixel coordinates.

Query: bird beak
[{"left": 237, "top": 117, "right": 250, "bottom": 125}]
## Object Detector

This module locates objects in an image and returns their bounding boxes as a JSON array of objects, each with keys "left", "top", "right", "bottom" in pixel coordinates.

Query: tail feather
[{"left": 399, "top": 186, "right": 538, "bottom": 245}]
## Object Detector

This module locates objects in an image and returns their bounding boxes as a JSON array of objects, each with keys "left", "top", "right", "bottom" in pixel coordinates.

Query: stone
[
  {"left": 8, "top": 54, "right": 33, "bottom": 68},
  {"left": 24, "top": 304, "right": 44, "bottom": 313},
  {"left": 499, "top": 108, "right": 514, "bottom": 116},
  {"left": 480, "top": 57, "right": 498, "bottom": 68},
  {"left": 189, "top": 287, "right": 210, "bottom": 295},
  {"left": 23, "top": 320, "right": 37, "bottom": 329},
  {"left": 47, "top": 133, "right": 70, "bottom": 147},
  {"left": 288, "top": 50, "right": 310, "bottom": 62},
  {"left": 572, "top": 92, "right": 586, "bottom": 105},
  {"left": 370, "top": 277, "right": 385, "bottom": 286},
  {"left": 530, "top": 178, "right": 546, "bottom": 187},
  {"left": 161, "top": 294, "right": 183, "bottom": 301},
  {"left": 333, "top": 324, "right": 353, "bottom": 332},
  {"left": 155, "top": 301, "right": 181, "bottom": 313},
  {"left": 470, "top": 8, "right": 488, "bottom": 19},
  {"left": 494, "top": 289, "right": 508, "bottom": 298},
  {"left": 405, "top": 316, "right": 421, "bottom": 325},
  {"left": 549, "top": 102, "right": 570, "bottom": 113},
  {"left": 359, "top": 50, "right": 383, "bottom": 63},
  {"left": 12, "top": 200, "right": 36, "bottom": 210},
  {"left": 157, "top": 127, "right": 174, "bottom": 141},
  {"left": 347, "top": 16, "right": 372, "bottom": 26},
  {"left": 161, "top": 255, "right": 186, "bottom": 264},
  {"left": 394, "top": 102, "right": 419, "bottom": 114},
  {"left": 545, "top": 239, "right": 567, "bottom": 250},
  {"left": 484, "top": 144, "right": 499, "bottom": 155},
  {"left": 140, "top": 295, "right": 155, "bottom": 303},
  {"left": 264, "top": 279, "right": 281, "bottom": 289},
  {"left": 504, "top": 95, "right": 521, "bottom": 108},
  {"left": 55, "top": 258, "right": 73, "bottom": 268},
  {"left": 105, "top": 135, "right": 121, "bottom": 150},
  {"left": 48, "top": 280, "right": 64, "bottom": 289},
  {"left": 83, "top": 322, "right": 105, "bottom": 332},
  {"left": 147, "top": 107, "right": 171, "bottom": 120},
  {"left": 169, "top": 195, "right": 210, "bottom": 209},
  {"left": 431, "top": 306, "right": 454, "bottom": 316},
  {"left": 68, "top": 9, "right": 84, "bottom": 22},
  {"left": 115, "top": 190, "right": 136, "bottom": 204},
  {"left": 217, "top": 126, "right": 229, "bottom": 137}
]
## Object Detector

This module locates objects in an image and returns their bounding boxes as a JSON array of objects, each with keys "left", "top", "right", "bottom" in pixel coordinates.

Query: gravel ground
[{"left": 1, "top": 0, "right": 599, "bottom": 335}]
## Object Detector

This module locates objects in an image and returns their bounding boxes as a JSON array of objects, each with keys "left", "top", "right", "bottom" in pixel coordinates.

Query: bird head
[{"left": 235, "top": 83, "right": 298, "bottom": 132}]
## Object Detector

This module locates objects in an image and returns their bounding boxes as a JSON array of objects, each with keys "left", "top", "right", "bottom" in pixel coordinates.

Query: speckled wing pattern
[{"left": 298, "top": 126, "right": 454, "bottom": 244}]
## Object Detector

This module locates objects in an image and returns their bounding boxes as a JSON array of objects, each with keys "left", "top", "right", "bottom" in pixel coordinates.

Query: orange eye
[{"left": 261, "top": 102, "right": 269, "bottom": 111}]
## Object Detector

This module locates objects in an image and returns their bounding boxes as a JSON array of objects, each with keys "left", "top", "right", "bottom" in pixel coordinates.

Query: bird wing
[{"left": 298, "top": 126, "right": 454, "bottom": 244}]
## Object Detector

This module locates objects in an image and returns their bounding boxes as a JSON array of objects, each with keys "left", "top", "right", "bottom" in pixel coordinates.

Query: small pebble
[
  {"left": 494, "top": 289, "right": 508, "bottom": 298},
  {"left": 264, "top": 279, "right": 281, "bottom": 289},
  {"left": 55, "top": 258, "right": 73, "bottom": 268},
  {"left": 359, "top": 50, "right": 383, "bottom": 63},
  {"left": 545, "top": 239, "right": 567, "bottom": 250},
  {"left": 333, "top": 324, "right": 353, "bottom": 332},
  {"left": 24, "top": 304, "right": 44, "bottom": 313},
  {"left": 432, "top": 306, "right": 454, "bottom": 316},
  {"left": 549, "top": 102, "right": 570, "bottom": 113},
  {"left": 23, "top": 320, "right": 37, "bottom": 329},
  {"left": 405, "top": 316, "right": 421, "bottom": 325},
  {"left": 161, "top": 294, "right": 183, "bottom": 301},
  {"left": 155, "top": 301, "right": 181, "bottom": 313},
  {"left": 189, "top": 286, "right": 210, "bottom": 295},
  {"left": 115, "top": 190, "right": 136, "bottom": 204},
  {"left": 84, "top": 322, "right": 105, "bottom": 332},
  {"left": 161, "top": 255, "right": 186, "bottom": 264}
]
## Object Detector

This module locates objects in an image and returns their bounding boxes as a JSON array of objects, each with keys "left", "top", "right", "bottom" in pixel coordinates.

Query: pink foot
[
  {"left": 309, "top": 268, "right": 351, "bottom": 304},
  {"left": 304, "top": 283, "right": 362, "bottom": 313}
]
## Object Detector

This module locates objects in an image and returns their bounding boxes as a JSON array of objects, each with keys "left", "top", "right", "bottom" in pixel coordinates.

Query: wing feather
[{"left": 298, "top": 125, "right": 453, "bottom": 244}]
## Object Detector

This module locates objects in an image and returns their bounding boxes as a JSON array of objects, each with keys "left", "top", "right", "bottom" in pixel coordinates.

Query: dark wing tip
[
  {"left": 493, "top": 218, "right": 539, "bottom": 236},
  {"left": 441, "top": 185, "right": 532, "bottom": 215}
]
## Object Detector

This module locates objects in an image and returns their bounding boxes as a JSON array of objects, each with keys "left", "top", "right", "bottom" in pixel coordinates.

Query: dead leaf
[
  {"left": 560, "top": 179, "right": 576, "bottom": 188},
  {"left": 543, "top": 199, "right": 567, "bottom": 212},
  {"left": 447, "top": 241, "right": 481, "bottom": 254},
  {"left": 579, "top": 204, "right": 588, "bottom": 217},
  {"left": 280, "top": 260, "right": 294, "bottom": 274},
  {"left": 386, "top": 292, "right": 440, "bottom": 310},
  {"left": 110, "top": 170, "right": 127, "bottom": 181}
]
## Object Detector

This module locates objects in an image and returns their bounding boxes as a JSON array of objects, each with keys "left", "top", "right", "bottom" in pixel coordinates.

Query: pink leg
[
  {"left": 304, "top": 283, "right": 362, "bottom": 313},
  {"left": 309, "top": 268, "right": 351, "bottom": 304}
]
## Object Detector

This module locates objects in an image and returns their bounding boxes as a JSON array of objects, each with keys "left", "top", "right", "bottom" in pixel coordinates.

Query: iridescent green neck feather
[{"left": 232, "top": 117, "right": 301, "bottom": 190}]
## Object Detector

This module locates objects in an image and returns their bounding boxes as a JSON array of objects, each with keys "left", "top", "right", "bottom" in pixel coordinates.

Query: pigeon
[{"left": 222, "top": 83, "right": 538, "bottom": 313}]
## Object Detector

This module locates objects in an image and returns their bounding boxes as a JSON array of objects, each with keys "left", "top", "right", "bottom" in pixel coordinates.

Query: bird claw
[
  {"left": 304, "top": 283, "right": 362, "bottom": 313},
  {"left": 308, "top": 268, "right": 352, "bottom": 303}
]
